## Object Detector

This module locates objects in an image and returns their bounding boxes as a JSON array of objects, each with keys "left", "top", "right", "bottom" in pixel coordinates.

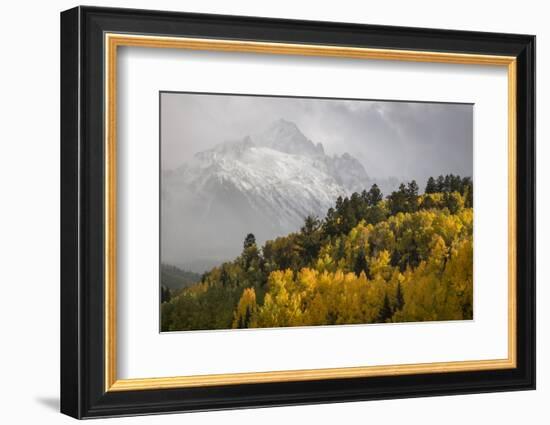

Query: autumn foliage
[{"left": 161, "top": 175, "right": 473, "bottom": 331}]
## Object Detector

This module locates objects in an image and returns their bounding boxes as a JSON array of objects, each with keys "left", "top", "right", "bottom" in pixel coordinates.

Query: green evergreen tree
[
  {"left": 436, "top": 175, "right": 445, "bottom": 192},
  {"left": 406, "top": 180, "right": 419, "bottom": 212},
  {"left": 336, "top": 238, "right": 346, "bottom": 261},
  {"left": 425, "top": 176, "right": 437, "bottom": 194},
  {"left": 390, "top": 248, "right": 401, "bottom": 268},
  {"left": 462, "top": 177, "right": 473, "bottom": 208},
  {"left": 366, "top": 183, "right": 383, "bottom": 206},
  {"left": 353, "top": 245, "right": 370, "bottom": 278},
  {"left": 341, "top": 198, "right": 357, "bottom": 234},
  {"left": 407, "top": 180, "right": 419, "bottom": 197},
  {"left": 243, "top": 233, "right": 256, "bottom": 250},
  {"left": 299, "top": 215, "right": 322, "bottom": 264},
  {"left": 388, "top": 183, "right": 408, "bottom": 215},
  {"left": 238, "top": 306, "right": 252, "bottom": 328},
  {"left": 449, "top": 174, "right": 462, "bottom": 192},
  {"left": 323, "top": 207, "right": 338, "bottom": 238},
  {"left": 242, "top": 233, "right": 259, "bottom": 270},
  {"left": 444, "top": 174, "right": 452, "bottom": 192},
  {"left": 335, "top": 196, "right": 344, "bottom": 210},
  {"left": 461, "top": 176, "right": 472, "bottom": 195},
  {"left": 443, "top": 192, "right": 461, "bottom": 214},
  {"left": 377, "top": 293, "right": 393, "bottom": 322},
  {"left": 395, "top": 282, "right": 405, "bottom": 312}
]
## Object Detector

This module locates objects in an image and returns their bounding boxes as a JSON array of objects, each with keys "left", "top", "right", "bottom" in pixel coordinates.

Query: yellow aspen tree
[{"left": 232, "top": 287, "right": 258, "bottom": 328}]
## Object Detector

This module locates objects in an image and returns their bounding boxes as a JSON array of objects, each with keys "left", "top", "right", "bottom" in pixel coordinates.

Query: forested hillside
[
  {"left": 161, "top": 174, "right": 473, "bottom": 332},
  {"left": 160, "top": 265, "right": 201, "bottom": 303}
]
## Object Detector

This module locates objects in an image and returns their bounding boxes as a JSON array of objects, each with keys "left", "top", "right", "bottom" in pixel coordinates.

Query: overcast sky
[{"left": 161, "top": 92, "right": 472, "bottom": 185}]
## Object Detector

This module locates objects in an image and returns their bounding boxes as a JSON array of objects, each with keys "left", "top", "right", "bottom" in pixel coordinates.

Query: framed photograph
[{"left": 60, "top": 6, "right": 535, "bottom": 419}]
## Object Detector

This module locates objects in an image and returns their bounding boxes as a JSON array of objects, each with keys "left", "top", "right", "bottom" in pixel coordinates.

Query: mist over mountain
[{"left": 161, "top": 119, "right": 398, "bottom": 273}]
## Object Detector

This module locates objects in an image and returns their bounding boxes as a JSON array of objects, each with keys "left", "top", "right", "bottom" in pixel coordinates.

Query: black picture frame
[{"left": 61, "top": 5, "right": 535, "bottom": 419}]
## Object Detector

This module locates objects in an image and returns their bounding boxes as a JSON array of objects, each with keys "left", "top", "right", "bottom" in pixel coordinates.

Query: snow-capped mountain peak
[
  {"left": 255, "top": 118, "right": 324, "bottom": 157},
  {"left": 162, "top": 120, "right": 377, "bottom": 272}
]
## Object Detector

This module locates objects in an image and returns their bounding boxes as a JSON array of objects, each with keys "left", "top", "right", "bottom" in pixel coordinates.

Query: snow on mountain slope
[
  {"left": 254, "top": 118, "right": 325, "bottom": 157},
  {"left": 161, "top": 119, "right": 375, "bottom": 272}
]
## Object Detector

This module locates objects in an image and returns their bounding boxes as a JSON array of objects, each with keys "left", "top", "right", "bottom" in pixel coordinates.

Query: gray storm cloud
[{"left": 161, "top": 92, "right": 473, "bottom": 185}]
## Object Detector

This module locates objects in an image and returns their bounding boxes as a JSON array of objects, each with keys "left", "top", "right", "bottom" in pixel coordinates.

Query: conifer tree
[
  {"left": 388, "top": 183, "right": 408, "bottom": 215},
  {"left": 353, "top": 245, "right": 370, "bottom": 278},
  {"left": 406, "top": 180, "right": 419, "bottom": 212},
  {"left": 242, "top": 233, "right": 259, "bottom": 270},
  {"left": 436, "top": 175, "right": 445, "bottom": 192},
  {"left": 407, "top": 180, "right": 419, "bottom": 197},
  {"left": 395, "top": 282, "right": 405, "bottom": 312},
  {"left": 425, "top": 176, "right": 437, "bottom": 193},
  {"left": 366, "top": 183, "right": 383, "bottom": 206},
  {"left": 243, "top": 233, "right": 256, "bottom": 250},
  {"left": 299, "top": 215, "right": 322, "bottom": 264},
  {"left": 377, "top": 293, "right": 393, "bottom": 322}
]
